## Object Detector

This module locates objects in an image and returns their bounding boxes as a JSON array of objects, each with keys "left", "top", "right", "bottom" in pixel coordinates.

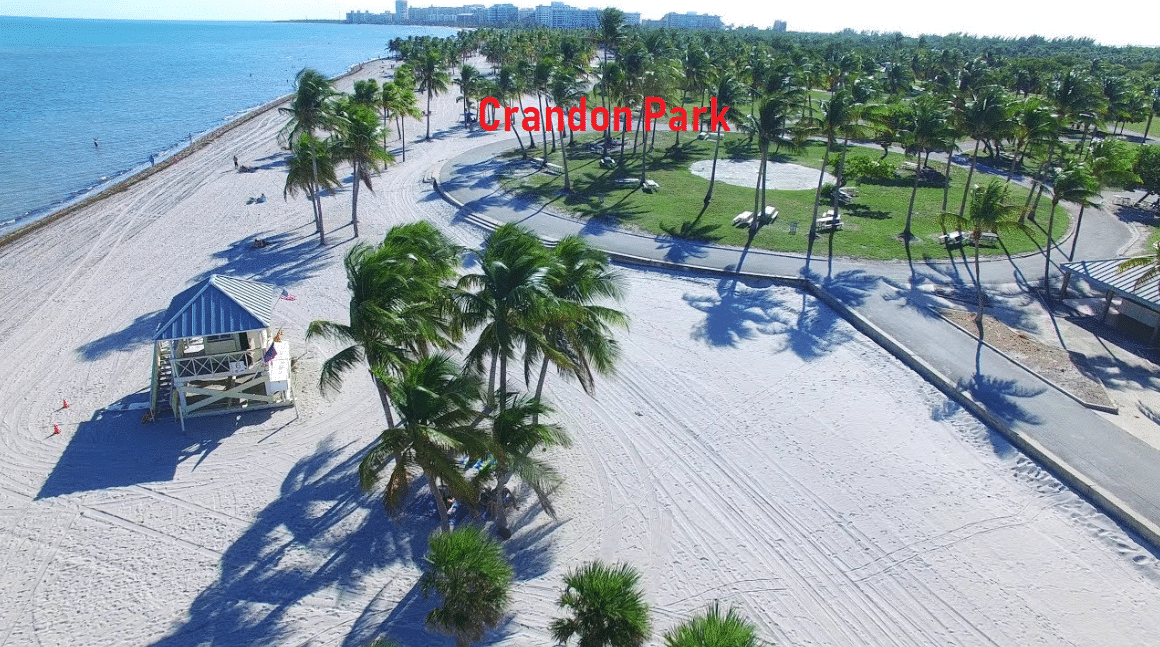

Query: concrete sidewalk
[{"left": 435, "top": 140, "right": 1160, "bottom": 551}]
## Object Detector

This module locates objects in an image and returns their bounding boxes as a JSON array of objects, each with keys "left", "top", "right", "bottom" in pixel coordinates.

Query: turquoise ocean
[{"left": 0, "top": 17, "right": 454, "bottom": 235}]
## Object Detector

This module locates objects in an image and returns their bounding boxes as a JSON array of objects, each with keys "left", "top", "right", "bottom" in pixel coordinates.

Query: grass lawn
[{"left": 500, "top": 131, "right": 1068, "bottom": 262}]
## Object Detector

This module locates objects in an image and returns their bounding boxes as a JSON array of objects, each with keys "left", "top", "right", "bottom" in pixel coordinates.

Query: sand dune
[{"left": 1, "top": 63, "right": 1159, "bottom": 646}]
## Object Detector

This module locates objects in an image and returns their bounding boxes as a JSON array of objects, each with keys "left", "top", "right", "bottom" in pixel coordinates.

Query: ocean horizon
[{"left": 0, "top": 16, "right": 455, "bottom": 236}]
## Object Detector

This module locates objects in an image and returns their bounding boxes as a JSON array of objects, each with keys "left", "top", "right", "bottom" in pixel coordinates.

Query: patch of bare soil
[{"left": 938, "top": 308, "right": 1115, "bottom": 409}]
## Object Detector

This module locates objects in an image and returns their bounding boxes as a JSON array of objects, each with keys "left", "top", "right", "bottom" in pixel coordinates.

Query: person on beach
[
  {"left": 233, "top": 155, "right": 238, "bottom": 169},
  {"left": 150, "top": 154, "right": 155, "bottom": 166}
]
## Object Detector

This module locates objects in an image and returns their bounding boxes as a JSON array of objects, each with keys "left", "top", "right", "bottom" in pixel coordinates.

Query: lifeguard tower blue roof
[{"left": 154, "top": 275, "right": 281, "bottom": 341}]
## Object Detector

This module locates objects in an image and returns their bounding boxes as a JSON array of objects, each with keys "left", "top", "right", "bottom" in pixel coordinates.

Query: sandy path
[{"left": 1, "top": 62, "right": 1159, "bottom": 646}]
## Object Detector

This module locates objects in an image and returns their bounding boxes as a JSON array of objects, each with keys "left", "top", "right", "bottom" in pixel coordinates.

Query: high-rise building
[{"left": 396, "top": 0, "right": 409, "bottom": 21}]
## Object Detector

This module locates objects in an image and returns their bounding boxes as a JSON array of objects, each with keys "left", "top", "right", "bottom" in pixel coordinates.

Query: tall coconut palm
[
  {"left": 548, "top": 69, "right": 587, "bottom": 192},
  {"left": 663, "top": 602, "right": 761, "bottom": 647},
  {"left": 941, "top": 181, "right": 1030, "bottom": 332},
  {"left": 454, "top": 64, "right": 484, "bottom": 129},
  {"left": 900, "top": 96, "right": 954, "bottom": 239},
  {"left": 280, "top": 68, "right": 338, "bottom": 244},
  {"left": 455, "top": 224, "right": 555, "bottom": 412},
  {"left": 307, "top": 222, "right": 460, "bottom": 429},
  {"left": 1070, "top": 139, "right": 1139, "bottom": 259},
  {"left": 332, "top": 102, "right": 394, "bottom": 238},
  {"left": 1005, "top": 96, "right": 1059, "bottom": 183},
  {"left": 496, "top": 64, "right": 529, "bottom": 158},
  {"left": 415, "top": 46, "right": 451, "bottom": 141},
  {"left": 420, "top": 525, "right": 513, "bottom": 647},
  {"left": 380, "top": 78, "right": 421, "bottom": 162},
  {"left": 955, "top": 87, "right": 1014, "bottom": 219},
  {"left": 487, "top": 392, "right": 570, "bottom": 537},
  {"left": 596, "top": 7, "right": 628, "bottom": 148},
  {"left": 550, "top": 561, "right": 651, "bottom": 647},
  {"left": 353, "top": 78, "right": 380, "bottom": 107},
  {"left": 363, "top": 354, "right": 485, "bottom": 533},
  {"left": 524, "top": 234, "right": 626, "bottom": 431},
  {"left": 806, "top": 89, "right": 857, "bottom": 240},
  {"left": 1043, "top": 163, "right": 1098, "bottom": 298},
  {"left": 702, "top": 71, "right": 745, "bottom": 209},
  {"left": 284, "top": 132, "right": 339, "bottom": 245}
]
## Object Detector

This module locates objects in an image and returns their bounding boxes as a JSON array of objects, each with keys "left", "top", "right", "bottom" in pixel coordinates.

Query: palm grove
[{"left": 274, "top": 18, "right": 1160, "bottom": 647}]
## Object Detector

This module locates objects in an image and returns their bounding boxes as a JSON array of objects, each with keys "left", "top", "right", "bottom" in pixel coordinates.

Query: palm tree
[
  {"left": 1043, "top": 163, "right": 1098, "bottom": 298},
  {"left": 1118, "top": 243, "right": 1160, "bottom": 343},
  {"left": 496, "top": 64, "right": 529, "bottom": 158},
  {"left": 307, "top": 222, "right": 460, "bottom": 429},
  {"left": 941, "top": 181, "right": 1030, "bottom": 332},
  {"left": 455, "top": 224, "right": 554, "bottom": 412},
  {"left": 280, "top": 68, "right": 337, "bottom": 245},
  {"left": 596, "top": 8, "right": 628, "bottom": 148},
  {"left": 1005, "top": 96, "right": 1058, "bottom": 183},
  {"left": 550, "top": 561, "right": 651, "bottom": 647},
  {"left": 415, "top": 46, "right": 451, "bottom": 141},
  {"left": 702, "top": 71, "right": 745, "bottom": 209},
  {"left": 486, "top": 392, "right": 571, "bottom": 536},
  {"left": 1070, "top": 138, "right": 1139, "bottom": 259},
  {"left": 363, "top": 354, "right": 485, "bottom": 533},
  {"left": 806, "top": 89, "right": 857, "bottom": 240},
  {"left": 527, "top": 235, "right": 627, "bottom": 412},
  {"left": 380, "top": 78, "right": 421, "bottom": 162},
  {"left": 663, "top": 603, "right": 761, "bottom": 647},
  {"left": 955, "top": 87, "right": 1014, "bottom": 219},
  {"left": 353, "top": 78, "right": 380, "bottom": 107},
  {"left": 420, "top": 525, "right": 513, "bottom": 647},
  {"left": 283, "top": 132, "right": 339, "bottom": 245},
  {"left": 900, "top": 96, "right": 954, "bottom": 239},
  {"left": 455, "top": 64, "right": 484, "bottom": 129},
  {"left": 332, "top": 102, "right": 394, "bottom": 238},
  {"left": 548, "top": 69, "right": 587, "bottom": 192}
]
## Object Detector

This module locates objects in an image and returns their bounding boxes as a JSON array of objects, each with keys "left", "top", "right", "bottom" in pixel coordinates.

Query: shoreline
[{"left": 0, "top": 58, "right": 388, "bottom": 251}]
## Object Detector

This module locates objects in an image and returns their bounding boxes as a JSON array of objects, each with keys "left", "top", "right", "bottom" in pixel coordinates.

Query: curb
[
  {"left": 434, "top": 150, "right": 1160, "bottom": 553},
  {"left": 927, "top": 306, "right": 1119, "bottom": 414}
]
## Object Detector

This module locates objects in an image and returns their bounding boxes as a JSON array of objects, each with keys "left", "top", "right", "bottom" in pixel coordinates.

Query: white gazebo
[{"left": 149, "top": 275, "right": 294, "bottom": 429}]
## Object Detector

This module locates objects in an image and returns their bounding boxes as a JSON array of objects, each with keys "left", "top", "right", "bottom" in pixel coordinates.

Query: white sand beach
[{"left": 2, "top": 63, "right": 1160, "bottom": 646}]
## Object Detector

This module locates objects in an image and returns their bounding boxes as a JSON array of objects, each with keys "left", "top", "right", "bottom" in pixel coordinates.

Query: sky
[{"left": 7, "top": 0, "right": 1160, "bottom": 48}]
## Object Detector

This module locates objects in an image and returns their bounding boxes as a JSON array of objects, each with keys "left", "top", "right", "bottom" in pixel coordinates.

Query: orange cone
[
  {"left": 62, "top": 399, "right": 69, "bottom": 409},
  {"left": 53, "top": 424, "right": 60, "bottom": 435}
]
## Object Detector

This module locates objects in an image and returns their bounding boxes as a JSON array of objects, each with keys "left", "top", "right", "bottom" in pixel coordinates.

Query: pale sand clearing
[
  {"left": 1, "top": 63, "right": 1160, "bottom": 646},
  {"left": 689, "top": 158, "right": 835, "bottom": 191}
]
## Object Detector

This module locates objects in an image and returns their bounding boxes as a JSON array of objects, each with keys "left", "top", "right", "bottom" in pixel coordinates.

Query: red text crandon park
[{"left": 477, "top": 97, "right": 731, "bottom": 132}]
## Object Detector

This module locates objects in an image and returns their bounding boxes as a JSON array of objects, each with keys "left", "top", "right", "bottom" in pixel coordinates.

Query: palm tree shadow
[
  {"left": 149, "top": 437, "right": 434, "bottom": 647},
  {"left": 682, "top": 272, "right": 789, "bottom": 347},
  {"left": 958, "top": 372, "right": 1045, "bottom": 427},
  {"left": 198, "top": 232, "right": 334, "bottom": 287}
]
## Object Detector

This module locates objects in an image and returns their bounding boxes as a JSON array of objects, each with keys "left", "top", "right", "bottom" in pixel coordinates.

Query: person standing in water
[{"left": 93, "top": 138, "right": 98, "bottom": 149}]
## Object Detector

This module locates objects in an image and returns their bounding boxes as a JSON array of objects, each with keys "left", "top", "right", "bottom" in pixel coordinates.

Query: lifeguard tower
[{"left": 149, "top": 275, "right": 294, "bottom": 429}]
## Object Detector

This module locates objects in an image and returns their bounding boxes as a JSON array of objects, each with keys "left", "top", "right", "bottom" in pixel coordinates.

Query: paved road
[{"left": 437, "top": 139, "right": 1160, "bottom": 550}]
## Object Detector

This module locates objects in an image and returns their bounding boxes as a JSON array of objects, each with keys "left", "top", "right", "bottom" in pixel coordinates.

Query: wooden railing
[{"left": 173, "top": 348, "right": 264, "bottom": 379}]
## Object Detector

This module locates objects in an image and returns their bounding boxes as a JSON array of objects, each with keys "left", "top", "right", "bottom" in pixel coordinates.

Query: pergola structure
[
  {"left": 1061, "top": 259, "right": 1160, "bottom": 344},
  {"left": 149, "top": 274, "right": 294, "bottom": 429}
]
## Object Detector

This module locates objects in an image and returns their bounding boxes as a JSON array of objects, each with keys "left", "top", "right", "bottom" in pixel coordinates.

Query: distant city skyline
[{"left": 5, "top": 0, "right": 1159, "bottom": 48}]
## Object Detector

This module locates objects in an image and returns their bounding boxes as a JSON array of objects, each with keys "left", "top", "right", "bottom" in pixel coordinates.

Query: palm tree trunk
[
  {"left": 561, "top": 139, "right": 571, "bottom": 192},
  {"left": 1044, "top": 201, "right": 1059, "bottom": 299},
  {"left": 809, "top": 142, "right": 834, "bottom": 240},
  {"left": 539, "top": 94, "right": 548, "bottom": 165},
  {"left": 703, "top": 123, "right": 723, "bottom": 207},
  {"left": 942, "top": 149, "right": 954, "bottom": 212},
  {"left": 1023, "top": 139, "right": 1056, "bottom": 223},
  {"left": 492, "top": 470, "right": 513, "bottom": 534},
  {"left": 975, "top": 243, "right": 984, "bottom": 335},
  {"left": 957, "top": 140, "right": 982, "bottom": 218},
  {"left": 832, "top": 138, "right": 851, "bottom": 220},
  {"left": 1069, "top": 203, "right": 1088, "bottom": 260},
  {"left": 903, "top": 163, "right": 921, "bottom": 239},
  {"left": 371, "top": 371, "right": 396, "bottom": 429},
  {"left": 351, "top": 160, "right": 361, "bottom": 238},
  {"left": 1143, "top": 111, "right": 1154, "bottom": 145},
  {"left": 400, "top": 115, "right": 407, "bottom": 162},
  {"left": 426, "top": 88, "right": 433, "bottom": 141},
  {"left": 425, "top": 467, "right": 453, "bottom": 533},
  {"left": 532, "top": 354, "right": 550, "bottom": 426}
]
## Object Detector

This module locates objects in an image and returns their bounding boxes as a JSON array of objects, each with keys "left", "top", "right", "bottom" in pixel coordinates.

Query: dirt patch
[{"left": 938, "top": 307, "right": 1115, "bottom": 410}]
